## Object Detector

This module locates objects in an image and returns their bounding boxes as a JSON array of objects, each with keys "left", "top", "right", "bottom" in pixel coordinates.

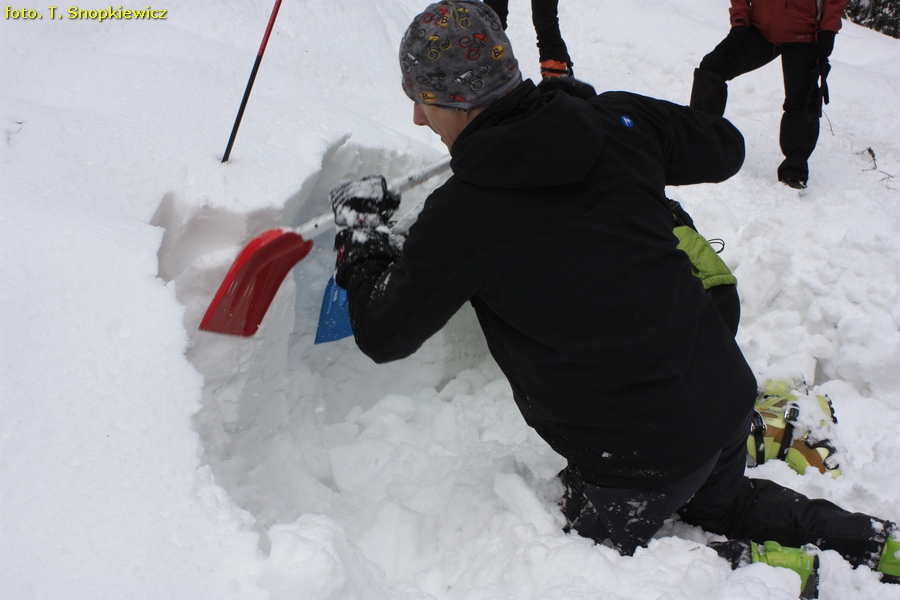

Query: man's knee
[
  {"left": 677, "top": 483, "right": 742, "bottom": 534},
  {"left": 690, "top": 68, "right": 728, "bottom": 116}
]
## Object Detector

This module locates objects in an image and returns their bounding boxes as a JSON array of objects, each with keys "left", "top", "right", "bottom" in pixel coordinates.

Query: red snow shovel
[{"left": 199, "top": 157, "right": 452, "bottom": 337}]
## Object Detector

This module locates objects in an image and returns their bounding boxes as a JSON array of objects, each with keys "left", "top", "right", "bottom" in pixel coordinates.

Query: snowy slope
[{"left": 2, "top": 1, "right": 899, "bottom": 598}]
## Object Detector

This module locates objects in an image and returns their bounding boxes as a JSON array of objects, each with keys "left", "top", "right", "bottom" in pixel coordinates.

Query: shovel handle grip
[{"left": 294, "top": 156, "right": 452, "bottom": 240}]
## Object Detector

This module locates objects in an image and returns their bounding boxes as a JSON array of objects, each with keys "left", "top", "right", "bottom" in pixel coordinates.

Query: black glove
[
  {"left": 330, "top": 175, "right": 401, "bottom": 233},
  {"left": 805, "top": 58, "right": 831, "bottom": 121},
  {"left": 537, "top": 76, "right": 597, "bottom": 99},
  {"left": 329, "top": 175, "right": 402, "bottom": 287},
  {"left": 817, "top": 30, "right": 836, "bottom": 59},
  {"left": 333, "top": 229, "right": 399, "bottom": 290},
  {"left": 729, "top": 25, "right": 750, "bottom": 37}
]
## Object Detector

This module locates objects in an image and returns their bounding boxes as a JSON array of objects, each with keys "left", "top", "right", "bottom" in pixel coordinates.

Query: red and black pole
[{"left": 222, "top": 0, "right": 283, "bottom": 163}]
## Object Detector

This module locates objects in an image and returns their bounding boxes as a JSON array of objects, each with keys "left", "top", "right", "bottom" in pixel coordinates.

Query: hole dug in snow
[{"left": 153, "top": 140, "right": 489, "bottom": 550}]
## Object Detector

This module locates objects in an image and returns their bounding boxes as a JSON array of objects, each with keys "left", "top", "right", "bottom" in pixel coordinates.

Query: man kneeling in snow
[{"left": 327, "top": 1, "right": 899, "bottom": 595}]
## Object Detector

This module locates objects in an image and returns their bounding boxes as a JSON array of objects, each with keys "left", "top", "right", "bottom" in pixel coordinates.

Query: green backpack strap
[
  {"left": 668, "top": 198, "right": 736, "bottom": 290},
  {"left": 673, "top": 225, "right": 738, "bottom": 290}
]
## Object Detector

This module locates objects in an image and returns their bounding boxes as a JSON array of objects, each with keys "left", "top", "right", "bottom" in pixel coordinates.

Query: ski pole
[{"left": 221, "top": 0, "right": 282, "bottom": 163}]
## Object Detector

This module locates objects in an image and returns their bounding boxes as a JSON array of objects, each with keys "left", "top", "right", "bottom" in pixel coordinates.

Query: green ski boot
[
  {"left": 710, "top": 539, "right": 819, "bottom": 599},
  {"left": 753, "top": 541, "right": 820, "bottom": 599},
  {"left": 879, "top": 528, "right": 900, "bottom": 584}
]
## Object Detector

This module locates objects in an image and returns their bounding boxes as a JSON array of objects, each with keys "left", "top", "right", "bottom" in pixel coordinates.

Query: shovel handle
[{"left": 294, "top": 156, "right": 452, "bottom": 240}]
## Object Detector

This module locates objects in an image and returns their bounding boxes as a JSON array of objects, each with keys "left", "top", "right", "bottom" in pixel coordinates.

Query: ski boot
[
  {"left": 711, "top": 539, "right": 819, "bottom": 599},
  {"left": 747, "top": 380, "right": 840, "bottom": 477},
  {"left": 880, "top": 527, "right": 900, "bottom": 584}
]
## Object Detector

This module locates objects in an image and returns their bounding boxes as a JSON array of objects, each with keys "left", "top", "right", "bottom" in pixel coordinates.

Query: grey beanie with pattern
[{"left": 399, "top": 0, "right": 522, "bottom": 110}]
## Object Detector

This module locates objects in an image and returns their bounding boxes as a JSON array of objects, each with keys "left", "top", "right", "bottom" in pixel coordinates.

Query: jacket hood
[{"left": 449, "top": 80, "right": 605, "bottom": 189}]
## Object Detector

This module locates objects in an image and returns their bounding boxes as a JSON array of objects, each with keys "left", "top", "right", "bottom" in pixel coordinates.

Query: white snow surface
[{"left": 2, "top": 1, "right": 899, "bottom": 598}]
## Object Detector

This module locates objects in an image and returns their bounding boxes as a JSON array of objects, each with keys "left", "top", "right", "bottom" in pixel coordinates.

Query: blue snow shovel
[
  {"left": 200, "top": 157, "right": 452, "bottom": 339},
  {"left": 314, "top": 276, "right": 353, "bottom": 344}
]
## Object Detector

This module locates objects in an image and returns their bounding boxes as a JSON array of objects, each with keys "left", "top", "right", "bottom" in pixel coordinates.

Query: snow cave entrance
[{"left": 153, "top": 140, "right": 488, "bottom": 549}]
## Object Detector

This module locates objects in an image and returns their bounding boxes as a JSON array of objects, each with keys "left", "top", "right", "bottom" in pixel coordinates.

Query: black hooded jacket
[{"left": 337, "top": 80, "right": 758, "bottom": 488}]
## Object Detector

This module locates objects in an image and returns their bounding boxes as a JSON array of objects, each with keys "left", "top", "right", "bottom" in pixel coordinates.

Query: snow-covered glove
[
  {"left": 816, "top": 30, "right": 836, "bottom": 59},
  {"left": 329, "top": 175, "right": 402, "bottom": 289},
  {"left": 330, "top": 175, "right": 401, "bottom": 233}
]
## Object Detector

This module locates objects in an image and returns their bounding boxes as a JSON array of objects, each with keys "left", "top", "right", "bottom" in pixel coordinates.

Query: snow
[{"left": 1, "top": 1, "right": 899, "bottom": 598}]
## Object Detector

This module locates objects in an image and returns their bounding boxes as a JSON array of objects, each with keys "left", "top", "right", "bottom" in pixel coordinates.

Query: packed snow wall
[{"left": 152, "top": 139, "right": 490, "bottom": 545}]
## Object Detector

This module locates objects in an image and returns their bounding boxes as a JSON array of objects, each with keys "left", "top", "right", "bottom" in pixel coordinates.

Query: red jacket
[{"left": 730, "top": 0, "right": 847, "bottom": 44}]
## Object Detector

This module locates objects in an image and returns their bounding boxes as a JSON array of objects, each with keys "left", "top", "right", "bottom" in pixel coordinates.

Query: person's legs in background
[
  {"left": 777, "top": 42, "right": 820, "bottom": 188},
  {"left": 531, "top": 0, "right": 572, "bottom": 77},
  {"left": 690, "top": 26, "right": 778, "bottom": 116}
]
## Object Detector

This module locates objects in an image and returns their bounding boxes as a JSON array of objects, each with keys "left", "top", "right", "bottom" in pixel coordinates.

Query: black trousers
[
  {"left": 690, "top": 27, "right": 820, "bottom": 183},
  {"left": 482, "top": 0, "right": 571, "bottom": 64},
  {"left": 561, "top": 410, "right": 892, "bottom": 569}
]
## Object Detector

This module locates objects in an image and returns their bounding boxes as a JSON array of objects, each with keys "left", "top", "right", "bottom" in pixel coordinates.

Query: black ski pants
[
  {"left": 561, "top": 409, "right": 892, "bottom": 569},
  {"left": 689, "top": 27, "right": 820, "bottom": 183},
  {"left": 482, "top": 0, "right": 571, "bottom": 65}
]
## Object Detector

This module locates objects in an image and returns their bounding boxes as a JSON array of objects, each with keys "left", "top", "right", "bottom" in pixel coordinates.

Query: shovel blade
[
  {"left": 200, "top": 229, "right": 314, "bottom": 336},
  {"left": 314, "top": 276, "right": 354, "bottom": 344}
]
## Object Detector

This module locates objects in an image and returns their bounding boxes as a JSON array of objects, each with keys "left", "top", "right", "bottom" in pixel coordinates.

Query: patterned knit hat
[{"left": 399, "top": 0, "right": 522, "bottom": 110}]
